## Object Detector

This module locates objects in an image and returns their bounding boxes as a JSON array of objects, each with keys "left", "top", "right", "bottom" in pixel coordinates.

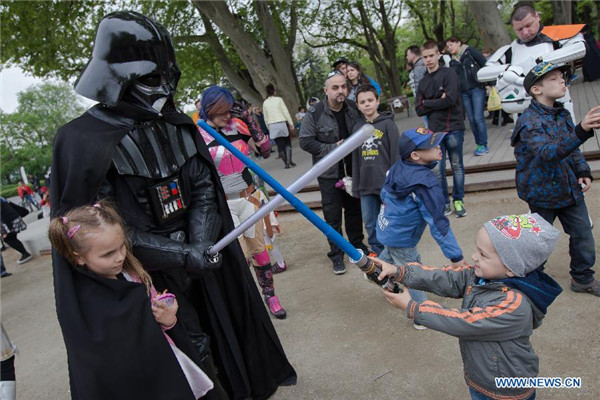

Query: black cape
[{"left": 50, "top": 105, "right": 296, "bottom": 400}]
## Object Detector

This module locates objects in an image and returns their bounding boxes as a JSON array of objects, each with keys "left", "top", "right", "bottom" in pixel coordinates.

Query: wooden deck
[
  {"left": 395, "top": 76, "right": 600, "bottom": 169},
  {"left": 572, "top": 77, "right": 600, "bottom": 153}
]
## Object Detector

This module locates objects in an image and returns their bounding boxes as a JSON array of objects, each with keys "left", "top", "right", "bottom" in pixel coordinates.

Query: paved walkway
[{"left": 3, "top": 186, "right": 600, "bottom": 400}]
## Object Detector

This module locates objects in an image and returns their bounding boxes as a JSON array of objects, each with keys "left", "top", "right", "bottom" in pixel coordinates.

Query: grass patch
[{"left": 0, "top": 184, "right": 19, "bottom": 198}]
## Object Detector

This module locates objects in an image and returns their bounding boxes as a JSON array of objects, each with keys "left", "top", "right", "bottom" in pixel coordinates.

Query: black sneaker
[
  {"left": 17, "top": 254, "right": 33, "bottom": 265},
  {"left": 332, "top": 258, "right": 346, "bottom": 275},
  {"left": 444, "top": 204, "right": 452, "bottom": 216},
  {"left": 1, "top": 272, "right": 12, "bottom": 278},
  {"left": 570, "top": 279, "right": 600, "bottom": 297}
]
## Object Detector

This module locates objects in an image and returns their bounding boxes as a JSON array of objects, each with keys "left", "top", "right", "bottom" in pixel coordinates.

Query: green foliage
[
  {"left": 300, "top": 1, "right": 370, "bottom": 67},
  {"left": 295, "top": 44, "right": 328, "bottom": 102},
  {"left": 175, "top": 42, "right": 224, "bottom": 104},
  {"left": 0, "top": 0, "right": 226, "bottom": 107},
  {"left": 0, "top": 184, "right": 19, "bottom": 198},
  {"left": 574, "top": 0, "right": 599, "bottom": 37},
  {"left": 1, "top": 83, "right": 85, "bottom": 184},
  {"left": 533, "top": 1, "right": 554, "bottom": 26},
  {"left": 0, "top": 0, "right": 117, "bottom": 80},
  {"left": 403, "top": 0, "right": 484, "bottom": 47}
]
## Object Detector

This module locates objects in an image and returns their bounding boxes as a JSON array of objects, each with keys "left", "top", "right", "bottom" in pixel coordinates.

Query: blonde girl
[{"left": 48, "top": 201, "right": 213, "bottom": 399}]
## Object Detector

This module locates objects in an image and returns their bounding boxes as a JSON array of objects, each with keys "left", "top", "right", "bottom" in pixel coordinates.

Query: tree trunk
[
  {"left": 281, "top": 2, "right": 306, "bottom": 104},
  {"left": 470, "top": 0, "right": 511, "bottom": 51},
  {"left": 253, "top": 1, "right": 300, "bottom": 113},
  {"left": 192, "top": 0, "right": 300, "bottom": 114},
  {"left": 198, "top": 14, "right": 263, "bottom": 106},
  {"left": 552, "top": 0, "right": 572, "bottom": 25},
  {"left": 432, "top": 0, "right": 446, "bottom": 44},
  {"left": 377, "top": 0, "right": 402, "bottom": 96}
]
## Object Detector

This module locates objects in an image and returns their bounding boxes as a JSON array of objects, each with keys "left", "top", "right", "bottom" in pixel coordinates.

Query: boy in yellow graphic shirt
[{"left": 351, "top": 85, "right": 399, "bottom": 255}]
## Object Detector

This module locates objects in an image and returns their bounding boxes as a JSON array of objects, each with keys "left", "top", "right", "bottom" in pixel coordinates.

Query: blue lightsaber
[{"left": 198, "top": 120, "right": 400, "bottom": 293}]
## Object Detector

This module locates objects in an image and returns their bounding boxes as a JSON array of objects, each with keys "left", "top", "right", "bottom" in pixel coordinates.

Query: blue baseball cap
[
  {"left": 524, "top": 62, "right": 570, "bottom": 95},
  {"left": 399, "top": 127, "right": 445, "bottom": 160}
]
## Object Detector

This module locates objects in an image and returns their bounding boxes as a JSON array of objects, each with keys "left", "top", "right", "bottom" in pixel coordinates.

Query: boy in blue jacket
[
  {"left": 376, "top": 127, "right": 468, "bottom": 328},
  {"left": 512, "top": 62, "right": 600, "bottom": 296}
]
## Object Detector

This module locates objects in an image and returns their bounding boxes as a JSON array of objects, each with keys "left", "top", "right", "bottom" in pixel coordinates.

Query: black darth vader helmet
[{"left": 75, "top": 11, "right": 181, "bottom": 112}]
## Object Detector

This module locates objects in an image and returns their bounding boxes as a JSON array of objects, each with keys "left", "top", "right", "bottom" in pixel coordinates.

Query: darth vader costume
[{"left": 50, "top": 11, "right": 295, "bottom": 400}]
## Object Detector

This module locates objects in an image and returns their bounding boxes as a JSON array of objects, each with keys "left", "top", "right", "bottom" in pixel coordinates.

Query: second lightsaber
[
  {"left": 199, "top": 120, "right": 400, "bottom": 293},
  {"left": 200, "top": 120, "right": 373, "bottom": 255}
]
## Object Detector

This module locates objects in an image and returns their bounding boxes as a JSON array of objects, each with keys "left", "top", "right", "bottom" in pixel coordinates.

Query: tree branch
[
  {"left": 286, "top": 1, "right": 298, "bottom": 55},
  {"left": 406, "top": 0, "right": 432, "bottom": 39},
  {"left": 198, "top": 13, "right": 262, "bottom": 105},
  {"left": 300, "top": 28, "right": 368, "bottom": 51},
  {"left": 173, "top": 34, "right": 209, "bottom": 44},
  {"left": 392, "top": 0, "right": 404, "bottom": 32}
]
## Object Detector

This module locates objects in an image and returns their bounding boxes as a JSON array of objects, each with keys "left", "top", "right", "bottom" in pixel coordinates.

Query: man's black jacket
[{"left": 416, "top": 67, "right": 465, "bottom": 133}]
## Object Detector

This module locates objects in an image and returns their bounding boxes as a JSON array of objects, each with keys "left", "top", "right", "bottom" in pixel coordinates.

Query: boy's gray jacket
[
  {"left": 397, "top": 263, "right": 542, "bottom": 400},
  {"left": 299, "top": 99, "right": 363, "bottom": 180}
]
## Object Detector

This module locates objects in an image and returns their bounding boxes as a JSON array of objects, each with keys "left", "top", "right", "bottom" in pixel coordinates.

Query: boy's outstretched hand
[
  {"left": 451, "top": 258, "right": 470, "bottom": 268},
  {"left": 367, "top": 257, "right": 397, "bottom": 281},
  {"left": 581, "top": 106, "right": 600, "bottom": 132},
  {"left": 381, "top": 286, "right": 412, "bottom": 311}
]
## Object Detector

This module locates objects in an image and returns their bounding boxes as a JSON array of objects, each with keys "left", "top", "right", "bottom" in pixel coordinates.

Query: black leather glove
[{"left": 185, "top": 240, "right": 222, "bottom": 278}]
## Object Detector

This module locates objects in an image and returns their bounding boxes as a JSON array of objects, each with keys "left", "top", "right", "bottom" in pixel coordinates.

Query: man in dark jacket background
[
  {"left": 416, "top": 40, "right": 467, "bottom": 218},
  {"left": 299, "top": 70, "right": 368, "bottom": 274}
]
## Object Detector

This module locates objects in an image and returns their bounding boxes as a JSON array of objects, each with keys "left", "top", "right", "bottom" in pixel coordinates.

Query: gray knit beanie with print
[{"left": 483, "top": 213, "right": 560, "bottom": 277}]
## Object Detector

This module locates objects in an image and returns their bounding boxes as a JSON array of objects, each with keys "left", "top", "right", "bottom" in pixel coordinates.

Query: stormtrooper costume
[{"left": 478, "top": 24, "right": 586, "bottom": 121}]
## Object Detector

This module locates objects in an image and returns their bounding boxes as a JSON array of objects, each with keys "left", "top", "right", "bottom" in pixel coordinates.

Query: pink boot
[
  {"left": 252, "top": 264, "right": 287, "bottom": 319},
  {"left": 266, "top": 295, "right": 287, "bottom": 319},
  {"left": 272, "top": 262, "right": 287, "bottom": 274}
]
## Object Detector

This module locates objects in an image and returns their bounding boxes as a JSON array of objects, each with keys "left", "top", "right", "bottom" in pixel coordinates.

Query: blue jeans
[
  {"left": 24, "top": 194, "right": 39, "bottom": 208},
  {"left": 360, "top": 194, "right": 384, "bottom": 255},
  {"left": 530, "top": 200, "right": 596, "bottom": 285},
  {"left": 435, "top": 130, "right": 465, "bottom": 204},
  {"left": 469, "top": 387, "right": 535, "bottom": 400},
  {"left": 379, "top": 246, "right": 427, "bottom": 302},
  {"left": 461, "top": 87, "right": 488, "bottom": 147}
]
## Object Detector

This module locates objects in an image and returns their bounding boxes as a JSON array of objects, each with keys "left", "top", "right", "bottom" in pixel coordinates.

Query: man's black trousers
[{"left": 317, "top": 177, "right": 366, "bottom": 261}]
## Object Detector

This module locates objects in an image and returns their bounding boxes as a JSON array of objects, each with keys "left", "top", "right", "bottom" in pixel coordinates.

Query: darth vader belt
[{"left": 148, "top": 177, "right": 187, "bottom": 224}]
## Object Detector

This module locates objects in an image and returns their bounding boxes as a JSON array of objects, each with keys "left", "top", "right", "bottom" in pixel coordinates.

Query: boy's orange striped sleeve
[{"left": 417, "top": 290, "right": 523, "bottom": 323}]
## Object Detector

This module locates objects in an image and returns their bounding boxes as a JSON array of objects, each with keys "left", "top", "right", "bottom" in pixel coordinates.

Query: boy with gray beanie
[{"left": 374, "top": 213, "right": 563, "bottom": 400}]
